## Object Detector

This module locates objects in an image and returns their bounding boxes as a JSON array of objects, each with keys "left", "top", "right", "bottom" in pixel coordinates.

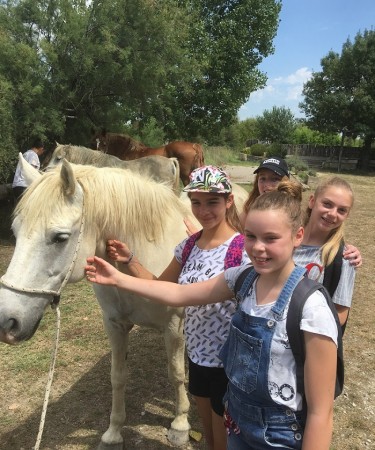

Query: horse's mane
[
  {"left": 107, "top": 133, "right": 147, "bottom": 153},
  {"left": 16, "top": 165, "right": 189, "bottom": 245},
  {"left": 56, "top": 144, "right": 124, "bottom": 167}
]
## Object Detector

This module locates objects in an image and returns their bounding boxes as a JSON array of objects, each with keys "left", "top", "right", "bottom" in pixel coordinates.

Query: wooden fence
[{"left": 282, "top": 144, "right": 375, "bottom": 170}]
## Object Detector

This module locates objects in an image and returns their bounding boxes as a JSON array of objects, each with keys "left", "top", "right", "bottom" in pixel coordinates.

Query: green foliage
[
  {"left": 300, "top": 29, "right": 375, "bottom": 167},
  {"left": 0, "top": 0, "right": 282, "bottom": 152},
  {"left": 266, "top": 142, "right": 287, "bottom": 158},
  {"left": 249, "top": 143, "right": 267, "bottom": 156},
  {"left": 138, "top": 117, "right": 165, "bottom": 147},
  {"left": 286, "top": 155, "right": 309, "bottom": 173},
  {"left": 292, "top": 124, "right": 341, "bottom": 146},
  {"left": 256, "top": 106, "right": 297, "bottom": 143},
  {"left": 203, "top": 146, "right": 239, "bottom": 166}
]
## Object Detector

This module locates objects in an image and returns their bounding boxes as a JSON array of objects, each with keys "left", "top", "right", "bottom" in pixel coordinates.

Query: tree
[
  {"left": 256, "top": 106, "right": 296, "bottom": 143},
  {"left": 172, "top": 0, "right": 282, "bottom": 140},
  {"left": 0, "top": 0, "right": 281, "bottom": 153},
  {"left": 300, "top": 29, "right": 375, "bottom": 169}
]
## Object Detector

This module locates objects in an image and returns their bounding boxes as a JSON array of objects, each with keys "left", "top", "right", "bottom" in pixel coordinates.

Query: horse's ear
[
  {"left": 18, "top": 153, "right": 42, "bottom": 186},
  {"left": 55, "top": 141, "right": 60, "bottom": 147},
  {"left": 60, "top": 159, "right": 76, "bottom": 196}
]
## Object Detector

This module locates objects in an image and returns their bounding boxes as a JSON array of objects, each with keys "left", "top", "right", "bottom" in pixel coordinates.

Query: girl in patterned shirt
[
  {"left": 86, "top": 180, "right": 338, "bottom": 450},
  {"left": 102, "top": 165, "right": 250, "bottom": 450}
]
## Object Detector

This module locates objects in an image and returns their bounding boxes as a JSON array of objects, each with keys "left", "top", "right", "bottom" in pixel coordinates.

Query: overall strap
[
  {"left": 271, "top": 266, "right": 307, "bottom": 318},
  {"left": 181, "top": 230, "right": 202, "bottom": 268},
  {"left": 234, "top": 266, "right": 258, "bottom": 302}
]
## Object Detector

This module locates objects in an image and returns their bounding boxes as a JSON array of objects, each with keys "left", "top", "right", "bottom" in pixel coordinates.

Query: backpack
[
  {"left": 181, "top": 231, "right": 244, "bottom": 270},
  {"left": 322, "top": 240, "right": 349, "bottom": 335},
  {"left": 234, "top": 267, "right": 344, "bottom": 399}
]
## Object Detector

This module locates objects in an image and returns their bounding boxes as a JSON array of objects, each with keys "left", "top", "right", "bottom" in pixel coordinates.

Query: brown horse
[{"left": 91, "top": 130, "right": 205, "bottom": 185}]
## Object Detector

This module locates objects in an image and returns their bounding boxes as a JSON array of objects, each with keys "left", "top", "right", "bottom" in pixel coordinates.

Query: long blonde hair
[{"left": 305, "top": 177, "right": 354, "bottom": 266}]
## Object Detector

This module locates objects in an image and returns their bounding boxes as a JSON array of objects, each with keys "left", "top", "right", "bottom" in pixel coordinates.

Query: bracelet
[{"left": 123, "top": 251, "right": 134, "bottom": 264}]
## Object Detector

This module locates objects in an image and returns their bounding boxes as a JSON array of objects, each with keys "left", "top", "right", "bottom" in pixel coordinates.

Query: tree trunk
[{"left": 357, "top": 135, "right": 373, "bottom": 170}]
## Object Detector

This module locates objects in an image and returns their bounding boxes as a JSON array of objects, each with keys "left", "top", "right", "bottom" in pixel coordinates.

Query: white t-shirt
[
  {"left": 12, "top": 149, "right": 40, "bottom": 188},
  {"left": 175, "top": 233, "right": 250, "bottom": 367},
  {"left": 224, "top": 266, "right": 338, "bottom": 411},
  {"left": 294, "top": 244, "right": 355, "bottom": 307}
]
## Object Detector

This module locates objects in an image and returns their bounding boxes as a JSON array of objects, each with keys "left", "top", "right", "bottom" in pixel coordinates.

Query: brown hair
[
  {"left": 305, "top": 177, "right": 354, "bottom": 266},
  {"left": 250, "top": 180, "right": 303, "bottom": 233},
  {"left": 243, "top": 172, "right": 289, "bottom": 215}
]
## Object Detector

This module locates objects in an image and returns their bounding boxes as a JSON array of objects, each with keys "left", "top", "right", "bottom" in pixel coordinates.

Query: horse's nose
[{"left": 0, "top": 315, "right": 42, "bottom": 344}]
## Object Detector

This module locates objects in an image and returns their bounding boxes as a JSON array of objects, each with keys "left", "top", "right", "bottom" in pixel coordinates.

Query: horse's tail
[
  {"left": 169, "top": 157, "right": 181, "bottom": 194},
  {"left": 192, "top": 143, "right": 205, "bottom": 169}
]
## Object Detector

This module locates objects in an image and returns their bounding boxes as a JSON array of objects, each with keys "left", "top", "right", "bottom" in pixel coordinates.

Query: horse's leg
[
  {"left": 98, "top": 318, "right": 133, "bottom": 450},
  {"left": 163, "top": 313, "right": 191, "bottom": 446}
]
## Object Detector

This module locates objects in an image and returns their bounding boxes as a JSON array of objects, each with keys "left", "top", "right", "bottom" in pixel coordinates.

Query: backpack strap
[
  {"left": 181, "top": 232, "right": 244, "bottom": 270},
  {"left": 323, "top": 240, "right": 345, "bottom": 298},
  {"left": 287, "top": 276, "right": 344, "bottom": 399},
  {"left": 322, "top": 240, "right": 349, "bottom": 335},
  {"left": 224, "top": 234, "right": 245, "bottom": 270},
  {"left": 181, "top": 230, "right": 202, "bottom": 269}
]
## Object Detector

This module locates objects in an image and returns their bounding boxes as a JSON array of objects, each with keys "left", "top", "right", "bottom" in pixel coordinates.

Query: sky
[{"left": 238, "top": 0, "right": 375, "bottom": 121}]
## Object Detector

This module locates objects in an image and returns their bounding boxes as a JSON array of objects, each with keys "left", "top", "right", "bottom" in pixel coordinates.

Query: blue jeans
[{"left": 225, "top": 391, "right": 304, "bottom": 449}]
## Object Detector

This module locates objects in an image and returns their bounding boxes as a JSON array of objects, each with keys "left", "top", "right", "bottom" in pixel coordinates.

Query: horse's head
[
  {"left": 43, "top": 143, "right": 69, "bottom": 171},
  {"left": 0, "top": 157, "right": 93, "bottom": 344},
  {"left": 90, "top": 128, "right": 108, "bottom": 152}
]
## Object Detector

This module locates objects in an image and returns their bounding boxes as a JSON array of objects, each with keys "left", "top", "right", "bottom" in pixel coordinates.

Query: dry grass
[{"left": 0, "top": 170, "right": 374, "bottom": 449}]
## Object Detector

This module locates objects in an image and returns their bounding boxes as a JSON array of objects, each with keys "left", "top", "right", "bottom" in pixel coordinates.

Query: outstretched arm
[
  {"left": 106, "top": 239, "right": 180, "bottom": 282},
  {"left": 85, "top": 256, "right": 233, "bottom": 307},
  {"left": 343, "top": 244, "right": 362, "bottom": 268},
  {"left": 302, "top": 332, "right": 336, "bottom": 450}
]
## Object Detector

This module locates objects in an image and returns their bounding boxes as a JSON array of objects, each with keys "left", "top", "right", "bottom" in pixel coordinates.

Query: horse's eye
[{"left": 53, "top": 233, "right": 70, "bottom": 243}]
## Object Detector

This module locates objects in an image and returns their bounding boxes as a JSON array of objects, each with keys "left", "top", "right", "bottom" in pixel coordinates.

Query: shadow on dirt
[{"left": 1, "top": 327, "right": 197, "bottom": 450}]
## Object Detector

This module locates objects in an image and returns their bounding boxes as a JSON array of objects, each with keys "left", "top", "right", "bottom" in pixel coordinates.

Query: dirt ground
[{"left": 0, "top": 168, "right": 374, "bottom": 450}]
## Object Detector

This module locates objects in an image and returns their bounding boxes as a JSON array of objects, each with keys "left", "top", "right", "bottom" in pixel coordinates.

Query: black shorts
[{"left": 188, "top": 357, "right": 228, "bottom": 416}]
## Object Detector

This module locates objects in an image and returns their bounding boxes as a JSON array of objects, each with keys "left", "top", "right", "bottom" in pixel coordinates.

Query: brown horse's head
[{"left": 90, "top": 128, "right": 108, "bottom": 152}]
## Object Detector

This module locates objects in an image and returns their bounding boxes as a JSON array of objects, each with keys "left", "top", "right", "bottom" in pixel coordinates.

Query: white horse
[
  {"left": 44, "top": 143, "right": 181, "bottom": 194},
  {"left": 0, "top": 156, "right": 196, "bottom": 449}
]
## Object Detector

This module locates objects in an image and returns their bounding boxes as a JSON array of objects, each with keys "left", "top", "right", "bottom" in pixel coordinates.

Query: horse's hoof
[
  {"left": 97, "top": 441, "right": 124, "bottom": 450},
  {"left": 167, "top": 428, "right": 190, "bottom": 447}
]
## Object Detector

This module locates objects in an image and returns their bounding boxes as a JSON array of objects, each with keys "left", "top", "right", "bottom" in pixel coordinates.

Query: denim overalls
[{"left": 219, "top": 266, "right": 307, "bottom": 450}]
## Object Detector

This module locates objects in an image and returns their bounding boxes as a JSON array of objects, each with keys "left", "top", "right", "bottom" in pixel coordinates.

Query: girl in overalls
[{"left": 86, "top": 180, "right": 338, "bottom": 450}]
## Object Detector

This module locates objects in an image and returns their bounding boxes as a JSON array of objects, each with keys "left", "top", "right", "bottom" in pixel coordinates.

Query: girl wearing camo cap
[{"left": 101, "top": 165, "right": 250, "bottom": 450}]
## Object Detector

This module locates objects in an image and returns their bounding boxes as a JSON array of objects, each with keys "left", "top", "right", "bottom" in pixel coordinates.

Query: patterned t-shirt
[
  {"left": 175, "top": 233, "right": 250, "bottom": 367},
  {"left": 293, "top": 245, "right": 355, "bottom": 307},
  {"left": 224, "top": 265, "right": 338, "bottom": 411}
]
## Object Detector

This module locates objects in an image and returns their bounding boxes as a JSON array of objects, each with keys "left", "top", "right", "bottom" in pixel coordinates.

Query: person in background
[
  {"left": 12, "top": 138, "right": 45, "bottom": 202},
  {"left": 85, "top": 180, "right": 338, "bottom": 450},
  {"left": 103, "top": 166, "right": 250, "bottom": 450},
  {"left": 240, "top": 156, "right": 290, "bottom": 225}
]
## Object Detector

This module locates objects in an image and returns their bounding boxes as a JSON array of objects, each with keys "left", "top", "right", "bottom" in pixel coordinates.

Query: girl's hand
[
  {"left": 343, "top": 244, "right": 362, "bottom": 268},
  {"left": 85, "top": 256, "right": 120, "bottom": 286},
  {"left": 107, "top": 239, "right": 133, "bottom": 263},
  {"left": 183, "top": 217, "right": 199, "bottom": 237}
]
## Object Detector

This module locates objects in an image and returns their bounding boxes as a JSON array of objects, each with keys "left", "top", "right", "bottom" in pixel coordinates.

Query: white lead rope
[{"left": 34, "top": 305, "right": 61, "bottom": 450}]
